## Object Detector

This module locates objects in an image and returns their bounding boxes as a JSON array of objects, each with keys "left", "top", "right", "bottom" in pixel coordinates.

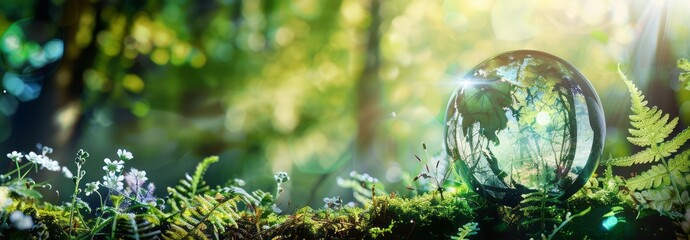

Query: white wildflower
[
  {"left": 6, "top": 151, "right": 22, "bottom": 162},
  {"left": 103, "top": 158, "right": 124, "bottom": 173},
  {"left": 9, "top": 211, "right": 33, "bottom": 230},
  {"left": 117, "top": 149, "right": 133, "bottom": 161},
  {"left": 62, "top": 166, "right": 73, "bottom": 178},
  {"left": 85, "top": 181, "right": 101, "bottom": 196},
  {"left": 102, "top": 172, "right": 124, "bottom": 191},
  {"left": 25, "top": 151, "right": 41, "bottom": 163},
  {"left": 128, "top": 168, "right": 148, "bottom": 183},
  {"left": 40, "top": 157, "right": 60, "bottom": 172}
]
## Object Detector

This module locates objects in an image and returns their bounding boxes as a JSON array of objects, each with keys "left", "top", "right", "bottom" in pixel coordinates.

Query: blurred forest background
[{"left": 0, "top": 0, "right": 689, "bottom": 208}]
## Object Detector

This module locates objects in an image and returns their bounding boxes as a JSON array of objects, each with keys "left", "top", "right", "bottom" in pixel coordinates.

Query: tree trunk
[{"left": 355, "top": 0, "right": 382, "bottom": 173}]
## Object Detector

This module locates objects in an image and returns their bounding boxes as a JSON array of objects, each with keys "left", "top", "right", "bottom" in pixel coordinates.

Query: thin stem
[
  {"left": 68, "top": 164, "right": 82, "bottom": 237},
  {"left": 19, "top": 164, "right": 34, "bottom": 180},
  {"left": 96, "top": 191, "right": 105, "bottom": 212},
  {"left": 4, "top": 163, "right": 32, "bottom": 179},
  {"left": 111, "top": 214, "right": 118, "bottom": 239},
  {"left": 660, "top": 156, "right": 683, "bottom": 204},
  {"left": 93, "top": 191, "right": 105, "bottom": 228},
  {"left": 652, "top": 144, "right": 683, "bottom": 205},
  {"left": 14, "top": 161, "right": 21, "bottom": 180}
]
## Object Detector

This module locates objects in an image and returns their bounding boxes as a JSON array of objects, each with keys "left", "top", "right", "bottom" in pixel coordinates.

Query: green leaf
[
  {"left": 632, "top": 186, "right": 677, "bottom": 213},
  {"left": 162, "top": 194, "right": 240, "bottom": 240},
  {"left": 451, "top": 222, "right": 479, "bottom": 240},
  {"left": 679, "top": 58, "right": 690, "bottom": 90},
  {"left": 14, "top": 188, "right": 42, "bottom": 199},
  {"left": 167, "top": 156, "right": 219, "bottom": 212},
  {"left": 191, "top": 156, "right": 219, "bottom": 196},
  {"left": 457, "top": 79, "right": 513, "bottom": 144},
  {"left": 626, "top": 164, "right": 670, "bottom": 191},
  {"left": 115, "top": 213, "right": 161, "bottom": 240},
  {"left": 618, "top": 66, "right": 678, "bottom": 147},
  {"left": 678, "top": 58, "right": 690, "bottom": 71},
  {"left": 607, "top": 67, "right": 690, "bottom": 167},
  {"left": 609, "top": 128, "right": 690, "bottom": 167}
]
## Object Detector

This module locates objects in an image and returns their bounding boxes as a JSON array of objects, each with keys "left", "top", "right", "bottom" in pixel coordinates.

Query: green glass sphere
[{"left": 444, "top": 50, "right": 605, "bottom": 206}]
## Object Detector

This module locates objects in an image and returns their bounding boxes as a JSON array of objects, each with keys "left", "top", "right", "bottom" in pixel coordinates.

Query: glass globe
[{"left": 444, "top": 50, "right": 605, "bottom": 206}]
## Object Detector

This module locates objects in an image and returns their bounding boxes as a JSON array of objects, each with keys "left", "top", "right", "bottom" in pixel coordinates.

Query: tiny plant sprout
[
  {"left": 274, "top": 171, "right": 290, "bottom": 198},
  {"left": 69, "top": 149, "right": 89, "bottom": 237},
  {"left": 323, "top": 196, "right": 343, "bottom": 210}
]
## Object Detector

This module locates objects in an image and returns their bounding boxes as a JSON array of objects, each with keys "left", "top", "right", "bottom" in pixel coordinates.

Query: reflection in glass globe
[{"left": 444, "top": 50, "right": 605, "bottom": 206}]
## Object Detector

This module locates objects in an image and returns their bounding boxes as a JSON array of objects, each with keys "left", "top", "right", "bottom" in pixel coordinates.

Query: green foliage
[
  {"left": 115, "top": 213, "right": 161, "bottom": 240},
  {"left": 519, "top": 191, "right": 563, "bottom": 234},
  {"left": 162, "top": 194, "right": 240, "bottom": 240},
  {"left": 544, "top": 207, "right": 591, "bottom": 240},
  {"left": 632, "top": 186, "right": 676, "bottom": 213},
  {"left": 678, "top": 58, "right": 690, "bottom": 90},
  {"left": 0, "top": 147, "right": 681, "bottom": 239},
  {"left": 450, "top": 222, "right": 479, "bottom": 240},
  {"left": 608, "top": 66, "right": 690, "bottom": 218},
  {"left": 608, "top": 67, "right": 690, "bottom": 167},
  {"left": 626, "top": 151, "right": 690, "bottom": 191},
  {"left": 455, "top": 80, "right": 513, "bottom": 144},
  {"left": 167, "top": 156, "right": 219, "bottom": 212},
  {"left": 69, "top": 149, "right": 89, "bottom": 238}
]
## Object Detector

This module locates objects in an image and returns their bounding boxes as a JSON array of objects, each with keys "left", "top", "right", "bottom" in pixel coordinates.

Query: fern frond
[
  {"left": 519, "top": 191, "right": 564, "bottom": 234},
  {"left": 626, "top": 150, "right": 690, "bottom": 191},
  {"left": 167, "top": 156, "right": 220, "bottom": 212},
  {"left": 115, "top": 213, "right": 161, "bottom": 240},
  {"left": 632, "top": 186, "right": 677, "bottom": 213},
  {"left": 609, "top": 128, "right": 690, "bottom": 166},
  {"left": 162, "top": 194, "right": 240, "bottom": 240},
  {"left": 191, "top": 156, "right": 219, "bottom": 196},
  {"left": 450, "top": 222, "right": 479, "bottom": 240},
  {"left": 607, "top": 67, "right": 690, "bottom": 167},
  {"left": 619, "top": 66, "right": 678, "bottom": 147}
]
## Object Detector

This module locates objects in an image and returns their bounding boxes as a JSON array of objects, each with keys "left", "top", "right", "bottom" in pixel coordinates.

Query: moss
[
  {"left": 366, "top": 193, "right": 483, "bottom": 239},
  {"left": 263, "top": 206, "right": 369, "bottom": 239},
  {"left": 0, "top": 182, "right": 683, "bottom": 239},
  {"left": 33, "top": 205, "right": 77, "bottom": 239}
]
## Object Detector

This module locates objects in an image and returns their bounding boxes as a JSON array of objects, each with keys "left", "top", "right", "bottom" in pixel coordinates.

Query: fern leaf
[
  {"left": 626, "top": 150, "right": 690, "bottom": 191},
  {"left": 163, "top": 194, "right": 240, "bottom": 240},
  {"left": 191, "top": 156, "right": 219, "bottom": 196},
  {"left": 451, "top": 222, "right": 479, "bottom": 240},
  {"left": 115, "top": 213, "right": 161, "bottom": 240},
  {"left": 626, "top": 165, "right": 671, "bottom": 191},
  {"left": 167, "top": 156, "right": 219, "bottom": 212},
  {"left": 609, "top": 128, "right": 690, "bottom": 167},
  {"left": 608, "top": 67, "right": 690, "bottom": 167},
  {"left": 619, "top": 66, "right": 678, "bottom": 147},
  {"left": 632, "top": 186, "right": 677, "bottom": 213}
]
